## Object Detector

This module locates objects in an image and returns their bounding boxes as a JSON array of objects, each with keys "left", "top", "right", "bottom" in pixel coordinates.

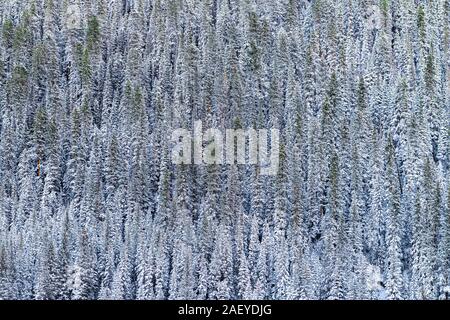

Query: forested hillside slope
[{"left": 0, "top": 0, "right": 449, "bottom": 300}]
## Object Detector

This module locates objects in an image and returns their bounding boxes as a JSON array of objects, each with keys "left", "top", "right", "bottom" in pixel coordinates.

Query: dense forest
[{"left": 0, "top": 0, "right": 449, "bottom": 300}]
